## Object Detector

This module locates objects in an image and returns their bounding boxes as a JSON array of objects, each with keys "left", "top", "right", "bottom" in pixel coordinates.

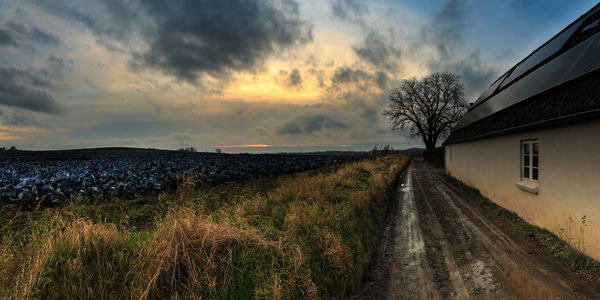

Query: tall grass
[{"left": 0, "top": 154, "right": 407, "bottom": 299}]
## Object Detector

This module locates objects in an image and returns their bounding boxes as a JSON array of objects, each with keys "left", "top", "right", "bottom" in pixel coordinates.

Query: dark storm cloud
[
  {"left": 34, "top": 0, "right": 312, "bottom": 82},
  {"left": 444, "top": 50, "right": 497, "bottom": 101},
  {"left": 276, "top": 113, "right": 350, "bottom": 135},
  {"left": 0, "top": 68, "right": 64, "bottom": 114},
  {"left": 331, "top": 67, "right": 371, "bottom": 85},
  {"left": 421, "top": 0, "right": 499, "bottom": 101},
  {"left": 44, "top": 55, "right": 72, "bottom": 79},
  {"left": 27, "top": 27, "right": 60, "bottom": 45},
  {"left": 137, "top": 0, "right": 312, "bottom": 81},
  {"left": 47, "top": 55, "right": 64, "bottom": 69},
  {"left": 421, "top": 0, "right": 467, "bottom": 59},
  {"left": 374, "top": 71, "right": 389, "bottom": 90},
  {"left": 286, "top": 68, "right": 303, "bottom": 88},
  {"left": 6, "top": 21, "right": 60, "bottom": 45},
  {"left": 0, "top": 109, "right": 44, "bottom": 128},
  {"left": 0, "top": 28, "right": 16, "bottom": 46},
  {"left": 330, "top": 0, "right": 367, "bottom": 23},
  {"left": 276, "top": 121, "right": 302, "bottom": 134},
  {"left": 353, "top": 31, "right": 401, "bottom": 70},
  {"left": 31, "top": 0, "right": 139, "bottom": 42},
  {"left": 330, "top": 67, "right": 389, "bottom": 91},
  {"left": 351, "top": 98, "right": 380, "bottom": 122}
]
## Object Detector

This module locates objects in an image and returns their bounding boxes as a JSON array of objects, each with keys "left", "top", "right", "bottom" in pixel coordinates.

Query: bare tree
[{"left": 383, "top": 72, "right": 468, "bottom": 150}]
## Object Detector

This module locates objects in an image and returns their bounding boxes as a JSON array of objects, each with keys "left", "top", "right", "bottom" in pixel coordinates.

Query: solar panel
[
  {"left": 582, "top": 19, "right": 599, "bottom": 32},
  {"left": 455, "top": 31, "right": 600, "bottom": 130},
  {"left": 499, "top": 20, "right": 583, "bottom": 89},
  {"left": 472, "top": 72, "right": 509, "bottom": 105}
]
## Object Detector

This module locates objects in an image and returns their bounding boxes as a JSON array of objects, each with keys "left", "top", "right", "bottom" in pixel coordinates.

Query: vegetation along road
[{"left": 360, "top": 161, "right": 600, "bottom": 299}]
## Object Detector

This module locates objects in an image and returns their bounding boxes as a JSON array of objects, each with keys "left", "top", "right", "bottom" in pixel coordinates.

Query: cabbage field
[{"left": 0, "top": 150, "right": 368, "bottom": 209}]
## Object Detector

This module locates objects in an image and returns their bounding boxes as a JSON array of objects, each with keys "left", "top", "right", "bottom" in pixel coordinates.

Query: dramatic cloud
[
  {"left": 0, "top": 29, "right": 16, "bottom": 46},
  {"left": 420, "top": 0, "right": 499, "bottom": 101},
  {"left": 0, "top": 68, "right": 64, "bottom": 114},
  {"left": 31, "top": 0, "right": 141, "bottom": 42},
  {"left": 6, "top": 21, "right": 60, "bottom": 45},
  {"left": 134, "top": 0, "right": 312, "bottom": 81},
  {"left": 34, "top": 0, "right": 312, "bottom": 82},
  {"left": 276, "top": 113, "right": 350, "bottom": 135},
  {"left": 353, "top": 31, "right": 401, "bottom": 71},
  {"left": 44, "top": 55, "right": 71, "bottom": 79},
  {"left": 286, "top": 68, "right": 303, "bottom": 88},
  {"left": 329, "top": 67, "right": 390, "bottom": 91},
  {"left": 421, "top": 0, "right": 467, "bottom": 59},
  {"left": 331, "top": 67, "right": 371, "bottom": 85},
  {"left": 0, "top": 109, "right": 44, "bottom": 128},
  {"left": 444, "top": 50, "right": 497, "bottom": 100},
  {"left": 330, "top": 0, "right": 367, "bottom": 23},
  {"left": 0, "top": 0, "right": 587, "bottom": 150},
  {"left": 374, "top": 71, "right": 389, "bottom": 90}
]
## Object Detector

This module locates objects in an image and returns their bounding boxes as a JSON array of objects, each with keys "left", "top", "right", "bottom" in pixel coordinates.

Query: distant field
[
  {"left": 0, "top": 151, "right": 370, "bottom": 210},
  {"left": 4, "top": 147, "right": 173, "bottom": 153},
  {"left": 0, "top": 154, "right": 407, "bottom": 298},
  {"left": 6, "top": 147, "right": 374, "bottom": 154}
]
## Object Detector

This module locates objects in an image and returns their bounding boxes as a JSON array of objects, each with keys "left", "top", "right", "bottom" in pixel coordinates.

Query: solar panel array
[{"left": 455, "top": 5, "right": 600, "bottom": 130}]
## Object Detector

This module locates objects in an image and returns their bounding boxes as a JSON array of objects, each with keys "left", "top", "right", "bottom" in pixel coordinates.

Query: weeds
[
  {"left": 0, "top": 154, "right": 407, "bottom": 299},
  {"left": 558, "top": 215, "right": 588, "bottom": 253}
]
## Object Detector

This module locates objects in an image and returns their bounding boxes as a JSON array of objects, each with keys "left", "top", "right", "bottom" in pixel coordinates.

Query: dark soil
[{"left": 357, "top": 161, "right": 600, "bottom": 299}]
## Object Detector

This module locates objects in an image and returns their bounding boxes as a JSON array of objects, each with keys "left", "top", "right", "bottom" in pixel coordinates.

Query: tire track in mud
[
  {"left": 387, "top": 168, "right": 440, "bottom": 299},
  {"left": 361, "top": 161, "right": 600, "bottom": 299},
  {"left": 412, "top": 164, "right": 490, "bottom": 298}
]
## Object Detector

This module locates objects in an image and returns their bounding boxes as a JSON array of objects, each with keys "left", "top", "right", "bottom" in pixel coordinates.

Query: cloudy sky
[{"left": 0, "top": 0, "right": 597, "bottom": 152}]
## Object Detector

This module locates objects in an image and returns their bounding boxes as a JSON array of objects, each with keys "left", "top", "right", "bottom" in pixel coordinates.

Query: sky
[{"left": 0, "top": 0, "right": 597, "bottom": 152}]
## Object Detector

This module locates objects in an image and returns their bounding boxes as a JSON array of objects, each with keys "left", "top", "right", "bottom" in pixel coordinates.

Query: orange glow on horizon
[
  {"left": 214, "top": 143, "right": 360, "bottom": 149},
  {"left": 215, "top": 144, "right": 273, "bottom": 148},
  {"left": 0, "top": 132, "right": 24, "bottom": 141},
  {"left": 0, "top": 126, "right": 49, "bottom": 141}
]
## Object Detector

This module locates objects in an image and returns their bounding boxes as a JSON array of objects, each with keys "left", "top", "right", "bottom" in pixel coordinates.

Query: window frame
[{"left": 521, "top": 140, "right": 539, "bottom": 182}]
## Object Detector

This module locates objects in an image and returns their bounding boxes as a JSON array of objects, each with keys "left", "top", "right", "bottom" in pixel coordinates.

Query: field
[
  {"left": 0, "top": 153, "right": 408, "bottom": 298},
  {"left": 0, "top": 150, "right": 369, "bottom": 210}
]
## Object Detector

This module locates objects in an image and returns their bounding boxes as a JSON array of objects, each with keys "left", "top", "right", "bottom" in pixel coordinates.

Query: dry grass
[
  {"left": 135, "top": 209, "right": 316, "bottom": 299},
  {"left": 0, "top": 154, "right": 407, "bottom": 299},
  {"left": 0, "top": 218, "right": 131, "bottom": 299}
]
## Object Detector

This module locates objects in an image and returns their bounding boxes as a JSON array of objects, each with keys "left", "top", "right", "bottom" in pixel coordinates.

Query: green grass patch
[
  {"left": 445, "top": 174, "right": 600, "bottom": 283},
  {"left": 0, "top": 154, "right": 408, "bottom": 299}
]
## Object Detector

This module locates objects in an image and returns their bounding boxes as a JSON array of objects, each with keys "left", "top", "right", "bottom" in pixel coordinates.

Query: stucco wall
[{"left": 445, "top": 120, "right": 600, "bottom": 261}]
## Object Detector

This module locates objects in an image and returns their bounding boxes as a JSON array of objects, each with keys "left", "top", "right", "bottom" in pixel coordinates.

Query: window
[{"left": 521, "top": 140, "right": 539, "bottom": 181}]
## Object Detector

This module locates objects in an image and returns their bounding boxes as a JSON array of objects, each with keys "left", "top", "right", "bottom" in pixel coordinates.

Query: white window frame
[{"left": 521, "top": 140, "right": 539, "bottom": 182}]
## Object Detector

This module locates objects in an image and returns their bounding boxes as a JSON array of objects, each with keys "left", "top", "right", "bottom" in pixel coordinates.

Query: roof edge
[{"left": 444, "top": 109, "right": 600, "bottom": 145}]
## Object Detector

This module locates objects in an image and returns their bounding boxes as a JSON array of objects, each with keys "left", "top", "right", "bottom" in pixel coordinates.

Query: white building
[{"left": 445, "top": 4, "right": 600, "bottom": 260}]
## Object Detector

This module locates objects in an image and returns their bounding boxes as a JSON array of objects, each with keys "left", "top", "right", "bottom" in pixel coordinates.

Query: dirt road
[{"left": 360, "top": 161, "right": 600, "bottom": 299}]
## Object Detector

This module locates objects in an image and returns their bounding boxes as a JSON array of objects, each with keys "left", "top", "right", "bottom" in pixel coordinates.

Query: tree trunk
[{"left": 424, "top": 140, "right": 436, "bottom": 150}]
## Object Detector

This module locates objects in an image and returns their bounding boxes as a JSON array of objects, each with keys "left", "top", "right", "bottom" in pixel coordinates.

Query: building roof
[{"left": 446, "top": 3, "right": 600, "bottom": 145}]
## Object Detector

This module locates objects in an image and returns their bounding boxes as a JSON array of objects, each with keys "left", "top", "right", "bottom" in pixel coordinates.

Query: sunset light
[
  {"left": 214, "top": 144, "right": 273, "bottom": 148},
  {"left": 3, "top": 1, "right": 600, "bottom": 298},
  {"left": 5, "top": 0, "right": 592, "bottom": 151}
]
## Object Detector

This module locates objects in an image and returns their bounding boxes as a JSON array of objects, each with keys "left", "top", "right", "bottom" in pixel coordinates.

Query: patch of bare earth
[{"left": 359, "top": 161, "right": 600, "bottom": 299}]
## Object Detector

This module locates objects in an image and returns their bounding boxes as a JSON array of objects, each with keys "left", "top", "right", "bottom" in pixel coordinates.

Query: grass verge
[
  {"left": 444, "top": 174, "right": 600, "bottom": 283},
  {"left": 0, "top": 154, "right": 407, "bottom": 299}
]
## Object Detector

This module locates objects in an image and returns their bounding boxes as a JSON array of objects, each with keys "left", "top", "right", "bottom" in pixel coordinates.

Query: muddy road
[{"left": 359, "top": 161, "right": 600, "bottom": 299}]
